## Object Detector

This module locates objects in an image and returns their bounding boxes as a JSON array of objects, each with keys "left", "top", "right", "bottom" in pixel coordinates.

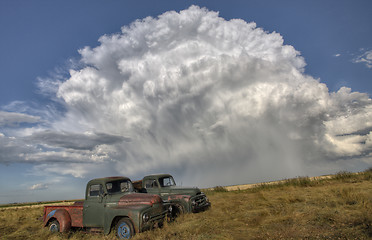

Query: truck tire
[
  {"left": 168, "top": 204, "right": 183, "bottom": 222},
  {"left": 116, "top": 218, "right": 135, "bottom": 239},
  {"left": 49, "top": 220, "right": 60, "bottom": 233}
]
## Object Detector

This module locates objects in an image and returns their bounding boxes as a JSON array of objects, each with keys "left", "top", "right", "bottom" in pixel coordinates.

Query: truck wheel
[
  {"left": 168, "top": 205, "right": 182, "bottom": 222},
  {"left": 116, "top": 218, "right": 134, "bottom": 239},
  {"left": 49, "top": 220, "right": 60, "bottom": 233}
]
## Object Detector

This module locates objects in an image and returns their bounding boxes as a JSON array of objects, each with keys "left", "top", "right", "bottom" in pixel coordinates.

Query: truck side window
[
  {"left": 89, "top": 184, "right": 103, "bottom": 197},
  {"left": 145, "top": 179, "right": 158, "bottom": 188}
]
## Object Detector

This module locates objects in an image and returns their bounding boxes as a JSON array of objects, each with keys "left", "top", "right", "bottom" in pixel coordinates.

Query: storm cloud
[
  {"left": 28, "top": 130, "right": 130, "bottom": 151},
  {"left": 0, "top": 111, "right": 41, "bottom": 127},
  {"left": 1, "top": 6, "right": 372, "bottom": 186}
]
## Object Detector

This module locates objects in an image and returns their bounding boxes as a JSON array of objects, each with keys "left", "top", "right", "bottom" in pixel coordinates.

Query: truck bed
[
  {"left": 132, "top": 180, "right": 143, "bottom": 191},
  {"left": 43, "top": 201, "right": 84, "bottom": 228}
]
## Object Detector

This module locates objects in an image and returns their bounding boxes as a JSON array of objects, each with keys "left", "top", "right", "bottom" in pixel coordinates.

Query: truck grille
[
  {"left": 195, "top": 194, "right": 207, "bottom": 205},
  {"left": 191, "top": 193, "right": 210, "bottom": 212}
]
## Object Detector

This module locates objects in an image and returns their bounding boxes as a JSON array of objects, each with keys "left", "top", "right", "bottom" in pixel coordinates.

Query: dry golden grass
[{"left": 1, "top": 170, "right": 371, "bottom": 239}]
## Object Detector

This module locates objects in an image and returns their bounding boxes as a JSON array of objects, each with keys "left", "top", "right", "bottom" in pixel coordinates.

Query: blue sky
[{"left": 1, "top": 1, "right": 372, "bottom": 204}]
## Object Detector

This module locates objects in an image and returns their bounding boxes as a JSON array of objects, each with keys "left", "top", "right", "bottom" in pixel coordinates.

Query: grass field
[{"left": 1, "top": 169, "right": 371, "bottom": 239}]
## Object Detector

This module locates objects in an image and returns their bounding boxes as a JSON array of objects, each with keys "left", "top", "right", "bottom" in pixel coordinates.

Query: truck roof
[
  {"left": 144, "top": 173, "right": 172, "bottom": 178},
  {"left": 87, "top": 176, "right": 131, "bottom": 185}
]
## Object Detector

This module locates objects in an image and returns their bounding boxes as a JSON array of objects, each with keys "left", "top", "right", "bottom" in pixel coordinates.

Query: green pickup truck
[
  {"left": 133, "top": 174, "right": 210, "bottom": 218},
  {"left": 43, "top": 176, "right": 170, "bottom": 239}
]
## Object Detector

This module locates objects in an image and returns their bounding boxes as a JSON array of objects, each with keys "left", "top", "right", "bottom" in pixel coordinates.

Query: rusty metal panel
[
  {"left": 44, "top": 204, "right": 84, "bottom": 228},
  {"left": 132, "top": 180, "right": 142, "bottom": 190},
  {"left": 167, "top": 194, "right": 191, "bottom": 201},
  {"left": 118, "top": 193, "right": 162, "bottom": 206}
]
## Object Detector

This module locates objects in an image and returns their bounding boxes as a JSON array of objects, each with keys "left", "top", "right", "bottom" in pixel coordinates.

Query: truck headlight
[
  {"left": 142, "top": 213, "right": 149, "bottom": 222},
  {"left": 191, "top": 200, "right": 196, "bottom": 206},
  {"left": 168, "top": 205, "right": 173, "bottom": 213}
]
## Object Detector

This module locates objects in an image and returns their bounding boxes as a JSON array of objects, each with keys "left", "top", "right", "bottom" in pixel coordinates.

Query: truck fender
[
  {"left": 167, "top": 195, "right": 190, "bottom": 212},
  {"left": 45, "top": 209, "right": 72, "bottom": 233}
]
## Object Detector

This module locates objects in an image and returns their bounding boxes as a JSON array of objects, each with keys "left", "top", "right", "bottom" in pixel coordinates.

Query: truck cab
[{"left": 133, "top": 174, "right": 210, "bottom": 217}]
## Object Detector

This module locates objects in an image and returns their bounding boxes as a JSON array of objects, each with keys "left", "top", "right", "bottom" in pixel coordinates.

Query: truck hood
[
  {"left": 163, "top": 186, "right": 201, "bottom": 196},
  {"left": 118, "top": 192, "right": 162, "bottom": 206}
]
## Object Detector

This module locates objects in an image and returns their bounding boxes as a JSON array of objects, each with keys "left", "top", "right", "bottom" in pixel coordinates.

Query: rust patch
[
  {"left": 167, "top": 195, "right": 191, "bottom": 201},
  {"left": 44, "top": 205, "right": 83, "bottom": 228},
  {"left": 118, "top": 193, "right": 162, "bottom": 206},
  {"left": 132, "top": 180, "right": 143, "bottom": 190}
]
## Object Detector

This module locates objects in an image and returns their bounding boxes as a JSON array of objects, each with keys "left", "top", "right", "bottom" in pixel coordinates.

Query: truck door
[{"left": 83, "top": 183, "right": 105, "bottom": 227}]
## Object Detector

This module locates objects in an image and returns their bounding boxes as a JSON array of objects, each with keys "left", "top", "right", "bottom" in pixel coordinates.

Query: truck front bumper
[{"left": 190, "top": 193, "right": 211, "bottom": 213}]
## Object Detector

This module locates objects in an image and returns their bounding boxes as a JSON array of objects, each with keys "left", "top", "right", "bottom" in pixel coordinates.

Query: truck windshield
[
  {"left": 159, "top": 176, "right": 176, "bottom": 187},
  {"left": 106, "top": 179, "right": 134, "bottom": 194}
]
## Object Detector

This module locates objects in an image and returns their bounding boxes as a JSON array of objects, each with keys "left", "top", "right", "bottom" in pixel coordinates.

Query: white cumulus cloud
[{"left": 2, "top": 6, "right": 372, "bottom": 187}]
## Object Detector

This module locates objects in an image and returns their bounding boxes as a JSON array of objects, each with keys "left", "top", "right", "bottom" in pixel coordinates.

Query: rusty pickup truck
[
  {"left": 43, "top": 176, "right": 170, "bottom": 239},
  {"left": 133, "top": 174, "right": 210, "bottom": 218}
]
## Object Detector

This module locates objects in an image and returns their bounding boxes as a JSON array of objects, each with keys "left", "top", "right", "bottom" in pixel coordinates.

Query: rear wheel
[
  {"left": 116, "top": 218, "right": 134, "bottom": 239},
  {"left": 49, "top": 220, "right": 60, "bottom": 233}
]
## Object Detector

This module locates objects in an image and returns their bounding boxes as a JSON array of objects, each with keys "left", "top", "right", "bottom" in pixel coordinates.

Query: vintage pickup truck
[
  {"left": 43, "top": 176, "right": 169, "bottom": 239},
  {"left": 133, "top": 174, "right": 210, "bottom": 218}
]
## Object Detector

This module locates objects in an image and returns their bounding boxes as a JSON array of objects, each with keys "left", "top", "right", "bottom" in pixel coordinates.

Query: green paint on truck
[
  {"left": 43, "top": 176, "right": 169, "bottom": 239},
  {"left": 133, "top": 174, "right": 210, "bottom": 218}
]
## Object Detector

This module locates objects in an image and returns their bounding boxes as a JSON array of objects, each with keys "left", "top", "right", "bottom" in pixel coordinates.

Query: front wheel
[
  {"left": 116, "top": 218, "right": 135, "bottom": 239},
  {"left": 168, "top": 205, "right": 183, "bottom": 222},
  {"left": 48, "top": 220, "right": 60, "bottom": 233}
]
